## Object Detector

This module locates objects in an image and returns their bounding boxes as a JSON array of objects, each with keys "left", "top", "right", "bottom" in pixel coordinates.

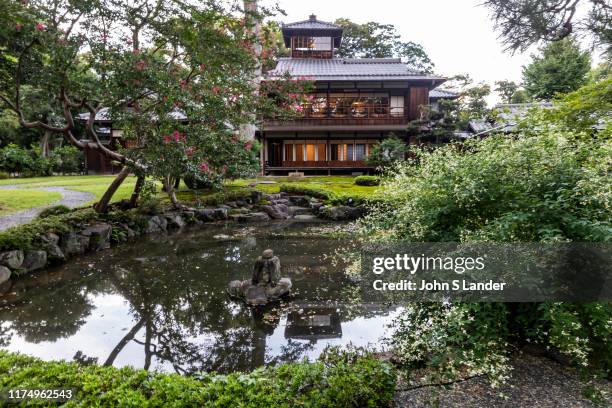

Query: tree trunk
[
  {"left": 129, "top": 176, "right": 145, "bottom": 208},
  {"left": 243, "top": 0, "right": 263, "bottom": 174},
  {"left": 164, "top": 176, "right": 180, "bottom": 209},
  {"left": 94, "top": 166, "right": 131, "bottom": 213},
  {"left": 40, "top": 130, "right": 51, "bottom": 158}
]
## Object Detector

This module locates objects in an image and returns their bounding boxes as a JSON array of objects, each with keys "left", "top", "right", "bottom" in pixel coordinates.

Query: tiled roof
[
  {"left": 283, "top": 15, "right": 342, "bottom": 30},
  {"left": 268, "top": 58, "right": 442, "bottom": 82},
  {"left": 429, "top": 89, "right": 459, "bottom": 99}
]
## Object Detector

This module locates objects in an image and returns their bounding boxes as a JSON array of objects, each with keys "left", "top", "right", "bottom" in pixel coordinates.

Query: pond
[{"left": 0, "top": 222, "right": 398, "bottom": 374}]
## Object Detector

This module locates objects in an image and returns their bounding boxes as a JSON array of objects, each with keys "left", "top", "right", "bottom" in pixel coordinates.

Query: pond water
[{"left": 0, "top": 222, "right": 398, "bottom": 374}]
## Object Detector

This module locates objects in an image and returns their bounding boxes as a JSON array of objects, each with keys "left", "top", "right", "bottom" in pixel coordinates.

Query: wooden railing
[
  {"left": 291, "top": 50, "right": 333, "bottom": 59},
  {"left": 265, "top": 106, "right": 408, "bottom": 127}
]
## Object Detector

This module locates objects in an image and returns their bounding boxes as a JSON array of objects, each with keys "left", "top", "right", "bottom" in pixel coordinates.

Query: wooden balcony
[{"left": 264, "top": 106, "right": 408, "bottom": 130}]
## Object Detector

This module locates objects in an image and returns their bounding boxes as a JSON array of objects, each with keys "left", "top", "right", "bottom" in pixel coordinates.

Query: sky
[{"left": 264, "top": 0, "right": 594, "bottom": 105}]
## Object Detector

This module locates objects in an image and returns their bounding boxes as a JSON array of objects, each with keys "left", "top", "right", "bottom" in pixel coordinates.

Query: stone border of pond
[{"left": 0, "top": 190, "right": 367, "bottom": 294}]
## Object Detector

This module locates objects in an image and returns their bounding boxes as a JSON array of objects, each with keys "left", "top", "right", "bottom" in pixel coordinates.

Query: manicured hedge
[
  {"left": 354, "top": 176, "right": 380, "bottom": 186},
  {"left": 0, "top": 350, "right": 396, "bottom": 407},
  {"left": 279, "top": 184, "right": 332, "bottom": 201}
]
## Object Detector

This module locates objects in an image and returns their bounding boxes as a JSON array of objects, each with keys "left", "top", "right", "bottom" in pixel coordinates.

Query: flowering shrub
[{"left": 361, "top": 129, "right": 611, "bottom": 387}]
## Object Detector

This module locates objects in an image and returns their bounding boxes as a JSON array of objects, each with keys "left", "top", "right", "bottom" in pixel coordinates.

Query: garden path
[{"left": 0, "top": 185, "right": 95, "bottom": 231}]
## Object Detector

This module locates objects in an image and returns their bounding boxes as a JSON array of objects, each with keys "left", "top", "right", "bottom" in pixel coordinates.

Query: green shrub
[
  {"left": 280, "top": 184, "right": 331, "bottom": 200},
  {"left": 137, "top": 198, "right": 163, "bottom": 215},
  {"left": 0, "top": 349, "right": 395, "bottom": 408},
  {"left": 0, "top": 208, "right": 99, "bottom": 251},
  {"left": 362, "top": 131, "right": 612, "bottom": 384},
  {"left": 37, "top": 205, "right": 71, "bottom": 219},
  {"left": 0, "top": 171, "right": 8, "bottom": 179},
  {"left": 199, "top": 190, "right": 251, "bottom": 206},
  {"left": 51, "top": 145, "right": 84, "bottom": 174},
  {"left": 354, "top": 176, "right": 380, "bottom": 186},
  {"left": 183, "top": 174, "right": 215, "bottom": 190}
]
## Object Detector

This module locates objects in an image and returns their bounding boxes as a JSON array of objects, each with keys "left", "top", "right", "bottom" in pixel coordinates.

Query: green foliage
[
  {"left": 0, "top": 144, "right": 83, "bottom": 177},
  {"left": 280, "top": 184, "right": 331, "bottom": 201},
  {"left": 365, "top": 134, "right": 407, "bottom": 168},
  {"left": 390, "top": 303, "right": 511, "bottom": 385},
  {"left": 362, "top": 133, "right": 611, "bottom": 242},
  {"left": 0, "top": 171, "right": 8, "bottom": 179},
  {"left": 51, "top": 145, "right": 83, "bottom": 174},
  {"left": 0, "top": 349, "right": 395, "bottom": 408},
  {"left": 494, "top": 80, "right": 521, "bottom": 104},
  {"left": 0, "top": 0, "right": 311, "bottom": 206},
  {"left": 483, "top": 0, "right": 612, "bottom": 56},
  {"left": 539, "top": 75, "right": 612, "bottom": 137},
  {"left": 522, "top": 38, "right": 592, "bottom": 100},
  {"left": 37, "top": 205, "right": 71, "bottom": 219},
  {"left": 0, "top": 208, "right": 99, "bottom": 251},
  {"left": 280, "top": 184, "right": 379, "bottom": 207},
  {"left": 183, "top": 173, "right": 215, "bottom": 191},
  {"left": 0, "top": 144, "right": 33, "bottom": 175},
  {"left": 136, "top": 198, "right": 163, "bottom": 215},
  {"left": 354, "top": 176, "right": 380, "bottom": 186},
  {"left": 362, "top": 106, "right": 611, "bottom": 385},
  {"left": 334, "top": 18, "right": 433, "bottom": 72}
]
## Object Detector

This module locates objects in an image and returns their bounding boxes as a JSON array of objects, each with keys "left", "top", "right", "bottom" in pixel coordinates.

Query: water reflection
[{"left": 0, "top": 223, "right": 397, "bottom": 374}]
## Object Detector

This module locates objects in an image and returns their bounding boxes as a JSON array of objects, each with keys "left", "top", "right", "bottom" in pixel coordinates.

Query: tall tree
[
  {"left": 494, "top": 80, "right": 519, "bottom": 104},
  {"left": 522, "top": 37, "right": 591, "bottom": 100},
  {"left": 334, "top": 18, "right": 433, "bottom": 72},
  {"left": 483, "top": 0, "right": 612, "bottom": 56}
]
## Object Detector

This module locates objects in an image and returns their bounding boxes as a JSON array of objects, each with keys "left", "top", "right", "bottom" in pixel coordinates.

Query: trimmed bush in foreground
[
  {"left": 0, "top": 350, "right": 395, "bottom": 407},
  {"left": 354, "top": 176, "right": 381, "bottom": 186}
]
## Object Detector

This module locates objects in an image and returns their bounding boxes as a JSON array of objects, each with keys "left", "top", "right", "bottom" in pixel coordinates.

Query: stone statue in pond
[{"left": 228, "top": 249, "right": 292, "bottom": 306}]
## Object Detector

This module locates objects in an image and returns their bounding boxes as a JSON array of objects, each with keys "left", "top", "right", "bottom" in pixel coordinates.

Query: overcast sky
[{"left": 265, "top": 0, "right": 595, "bottom": 105}]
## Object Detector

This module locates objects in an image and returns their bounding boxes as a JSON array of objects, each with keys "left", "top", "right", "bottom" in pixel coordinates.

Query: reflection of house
[
  {"left": 260, "top": 15, "right": 449, "bottom": 175},
  {"left": 284, "top": 308, "right": 342, "bottom": 341}
]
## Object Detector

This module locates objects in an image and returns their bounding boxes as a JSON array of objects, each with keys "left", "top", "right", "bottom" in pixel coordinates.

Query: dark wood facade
[{"left": 261, "top": 15, "right": 440, "bottom": 174}]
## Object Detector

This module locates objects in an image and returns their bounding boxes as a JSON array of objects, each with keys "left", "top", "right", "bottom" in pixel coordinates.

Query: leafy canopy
[
  {"left": 334, "top": 18, "right": 433, "bottom": 72},
  {"left": 522, "top": 37, "right": 592, "bottom": 100}
]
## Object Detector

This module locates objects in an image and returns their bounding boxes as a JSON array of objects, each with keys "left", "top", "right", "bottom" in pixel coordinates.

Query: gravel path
[
  {"left": 0, "top": 185, "right": 95, "bottom": 231},
  {"left": 394, "top": 352, "right": 611, "bottom": 407}
]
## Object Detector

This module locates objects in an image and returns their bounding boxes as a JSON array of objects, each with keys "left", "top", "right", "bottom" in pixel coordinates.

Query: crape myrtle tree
[{"left": 0, "top": 0, "right": 312, "bottom": 211}]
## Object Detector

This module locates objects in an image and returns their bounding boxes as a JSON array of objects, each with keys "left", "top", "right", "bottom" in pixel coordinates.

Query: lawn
[
  {"left": 0, "top": 175, "right": 382, "bottom": 210},
  {"left": 0, "top": 175, "right": 139, "bottom": 205},
  {"left": 0, "top": 189, "right": 62, "bottom": 216}
]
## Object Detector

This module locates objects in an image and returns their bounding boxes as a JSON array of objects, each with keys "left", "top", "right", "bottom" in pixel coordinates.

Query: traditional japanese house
[{"left": 260, "top": 14, "right": 447, "bottom": 175}]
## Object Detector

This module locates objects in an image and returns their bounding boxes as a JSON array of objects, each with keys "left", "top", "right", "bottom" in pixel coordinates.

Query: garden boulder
[
  {"left": 0, "top": 266, "right": 11, "bottom": 285},
  {"left": 61, "top": 232, "right": 90, "bottom": 256},
  {"left": 0, "top": 250, "right": 24, "bottom": 270},
  {"left": 22, "top": 250, "right": 47, "bottom": 273},
  {"left": 81, "top": 223, "right": 112, "bottom": 251}
]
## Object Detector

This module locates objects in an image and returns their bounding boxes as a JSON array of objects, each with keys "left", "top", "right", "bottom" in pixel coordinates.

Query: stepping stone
[
  {"left": 293, "top": 214, "right": 318, "bottom": 221},
  {"left": 234, "top": 212, "right": 271, "bottom": 222},
  {"left": 289, "top": 206, "right": 312, "bottom": 216}
]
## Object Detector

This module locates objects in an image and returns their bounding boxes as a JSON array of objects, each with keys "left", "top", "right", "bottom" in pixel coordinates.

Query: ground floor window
[{"left": 283, "top": 140, "right": 377, "bottom": 162}]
